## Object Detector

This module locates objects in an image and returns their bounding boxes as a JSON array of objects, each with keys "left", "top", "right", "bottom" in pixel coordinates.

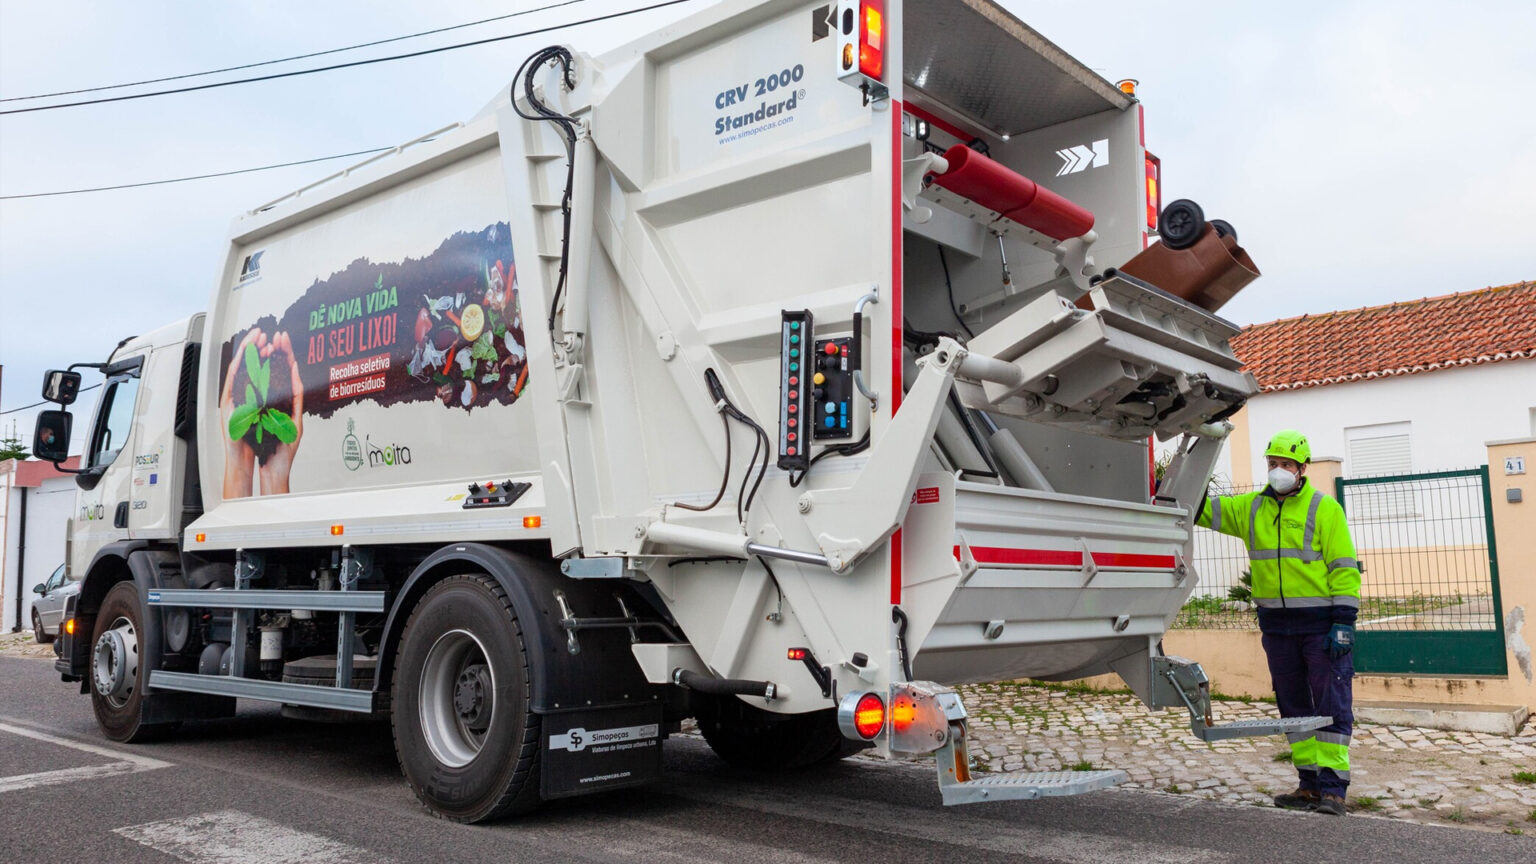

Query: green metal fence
[
  {"left": 1176, "top": 480, "right": 1262, "bottom": 630},
  {"left": 1338, "top": 467, "right": 1506, "bottom": 676}
]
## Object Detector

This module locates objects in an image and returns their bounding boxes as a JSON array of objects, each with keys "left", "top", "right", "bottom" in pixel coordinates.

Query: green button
[
  {"left": 790, "top": 349, "right": 799, "bottom": 358},
  {"left": 790, "top": 363, "right": 799, "bottom": 372},
  {"left": 790, "top": 335, "right": 799, "bottom": 344},
  {"left": 790, "top": 321, "right": 799, "bottom": 330}
]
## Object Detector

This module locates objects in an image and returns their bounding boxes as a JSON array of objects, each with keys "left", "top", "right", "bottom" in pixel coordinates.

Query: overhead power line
[
  {"left": 0, "top": 0, "right": 586, "bottom": 103},
  {"left": 1, "top": 384, "right": 102, "bottom": 415},
  {"left": 0, "top": 147, "right": 395, "bottom": 200},
  {"left": 0, "top": 0, "right": 694, "bottom": 116}
]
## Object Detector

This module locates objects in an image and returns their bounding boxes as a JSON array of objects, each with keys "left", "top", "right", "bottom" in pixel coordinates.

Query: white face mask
[{"left": 1268, "top": 466, "right": 1299, "bottom": 494}]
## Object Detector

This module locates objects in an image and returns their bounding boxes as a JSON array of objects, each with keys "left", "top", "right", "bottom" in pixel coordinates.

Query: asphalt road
[{"left": 1, "top": 656, "right": 1528, "bottom": 864}]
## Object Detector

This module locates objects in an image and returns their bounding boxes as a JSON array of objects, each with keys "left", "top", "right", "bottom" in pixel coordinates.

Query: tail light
[
  {"left": 1145, "top": 152, "right": 1162, "bottom": 235},
  {"left": 838, "top": 691, "right": 886, "bottom": 740},
  {"left": 859, "top": 0, "right": 884, "bottom": 81},
  {"left": 837, "top": 1, "right": 887, "bottom": 96}
]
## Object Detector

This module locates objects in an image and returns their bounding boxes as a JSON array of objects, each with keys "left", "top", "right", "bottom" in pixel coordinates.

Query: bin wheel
[
  {"left": 693, "top": 693, "right": 845, "bottom": 770},
  {"left": 1211, "top": 219, "right": 1237, "bottom": 243},
  {"left": 1159, "top": 199, "right": 1206, "bottom": 249},
  {"left": 392, "top": 574, "right": 542, "bottom": 822}
]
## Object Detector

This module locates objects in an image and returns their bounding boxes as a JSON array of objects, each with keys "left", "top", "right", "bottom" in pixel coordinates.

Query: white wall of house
[
  {"left": 2, "top": 474, "right": 76, "bottom": 632},
  {"left": 1238, "top": 359, "right": 1536, "bottom": 480}
]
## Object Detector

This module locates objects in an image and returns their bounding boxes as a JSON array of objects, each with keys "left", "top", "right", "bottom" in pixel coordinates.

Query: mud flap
[{"left": 541, "top": 703, "right": 665, "bottom": 799}]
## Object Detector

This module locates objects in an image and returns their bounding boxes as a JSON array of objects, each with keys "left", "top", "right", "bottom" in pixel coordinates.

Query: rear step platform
[
  {"left": 1153, "top": 656, "right": 1331, "bottom": 742},
  {"left": 1194, "top": 716, "right": 1332, "bottom": 743},
  {"left": 940, "top": 769, "right": 1128, "bottom": 806}
]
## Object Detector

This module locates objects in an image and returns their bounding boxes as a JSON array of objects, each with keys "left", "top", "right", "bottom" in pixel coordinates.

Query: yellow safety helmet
[{"left": 1264, "top": 429, "right": 1311, "bottom": 464}]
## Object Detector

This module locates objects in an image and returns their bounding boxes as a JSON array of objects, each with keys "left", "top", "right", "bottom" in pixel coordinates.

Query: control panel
[
  {"left": 777, "top": 311, "right": 813, "bottom": 470},
  {"left": 812, "top": 337, "right": 854, "bottom": 440},
  {"left": 463, "top": 479, "right": 532, "bottom": 509}
]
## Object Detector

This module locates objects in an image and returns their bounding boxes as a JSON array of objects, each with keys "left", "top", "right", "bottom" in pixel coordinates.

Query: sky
[{"left": 2, "top": 0, "right": 1534, "bottom": 451}]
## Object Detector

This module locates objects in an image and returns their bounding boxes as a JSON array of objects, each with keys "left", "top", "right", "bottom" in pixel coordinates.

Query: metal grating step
[
  {"left": 941, "top": 769, "right": 1127, "bottom": 805},
  {"left": 1195, "top": 715, "right": 1330, "bottom": 742}
]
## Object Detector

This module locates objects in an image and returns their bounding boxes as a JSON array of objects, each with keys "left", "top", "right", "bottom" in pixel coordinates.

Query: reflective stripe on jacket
[{"left": 1197, "top": 479, "right": 1361, "bottom": 625}]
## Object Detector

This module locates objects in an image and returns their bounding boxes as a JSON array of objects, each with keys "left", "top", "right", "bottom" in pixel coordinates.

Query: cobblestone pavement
[{"left": 954, "top": 681, "right": 1536, "bottom": 835}]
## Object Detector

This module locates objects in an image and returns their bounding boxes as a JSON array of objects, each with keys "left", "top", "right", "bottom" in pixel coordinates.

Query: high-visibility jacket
[{"left": 1197, "top": 479, "right": 1361, "bottom": 633}]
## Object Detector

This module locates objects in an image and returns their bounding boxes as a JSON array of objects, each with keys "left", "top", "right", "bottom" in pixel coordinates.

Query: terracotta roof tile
[{"left": 1231, "top": 281, "right": 1536, "bottom": 391}]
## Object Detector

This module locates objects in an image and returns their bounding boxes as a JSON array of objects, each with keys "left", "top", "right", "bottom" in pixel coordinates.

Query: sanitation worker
[{"left": 1197, "top": 430, "right": 1361, "bottom": 816}]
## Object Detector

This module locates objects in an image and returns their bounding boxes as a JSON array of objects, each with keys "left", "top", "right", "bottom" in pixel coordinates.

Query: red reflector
[
  {"left": 1145, "top": 153, "right": 1161, "bottom": 233},
  {"left": 853, "top": 692, "right": 885, "bottom": 739},
  {"left": 859, "top": 0, "right": 884, "bottom": 81},
  {"left": 787, "top": 648, "right": 807, "bottom": 661}
]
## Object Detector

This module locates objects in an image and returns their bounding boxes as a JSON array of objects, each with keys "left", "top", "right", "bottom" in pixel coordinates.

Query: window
[
  {"left": 46, "top": 564, "right": 66, "bottom": 593},
  {"left": 1345, "top": 422, "right": 1413, "bottom": 519},
  {"left": 90, "top": 374, "right": 140, "bottom": 470}
]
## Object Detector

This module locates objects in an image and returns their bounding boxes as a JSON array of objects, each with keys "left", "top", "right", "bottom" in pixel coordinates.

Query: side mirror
[
  {"left": 42, "top": 370, "right": 82, "bottom": 405},
  {"left": 32, "top": 410, "right": 72, "bottom": 464},
  {"left": 33, "top": 583, "right": 46, "bottom": 595}
]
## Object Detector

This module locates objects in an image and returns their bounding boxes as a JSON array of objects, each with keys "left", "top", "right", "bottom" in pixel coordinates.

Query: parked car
[{"left": 31, "top": 565, "right": 78, "bottom": 643}]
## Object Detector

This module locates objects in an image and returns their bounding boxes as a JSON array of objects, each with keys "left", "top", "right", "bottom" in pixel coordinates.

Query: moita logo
[
  {"left": 1055, "top": 139, "right": 1109, "bottom": 176},
  {"left": 236, "top": 250, "right": 264, "bottom": 289},
  {"left": 365, "top": 434, "right": 412, "bottom": 468},
  {"left": 341, "top": 418, "right": 363, "bottom": 471}
]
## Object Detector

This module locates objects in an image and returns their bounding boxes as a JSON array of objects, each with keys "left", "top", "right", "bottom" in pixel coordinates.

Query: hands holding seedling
[{"left": 220, "top": 328, "right": 304, "bottom": 497}]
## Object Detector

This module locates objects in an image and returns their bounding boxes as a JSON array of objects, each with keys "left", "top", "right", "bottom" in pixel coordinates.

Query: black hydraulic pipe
[{"left": 672, "top": 667, "right": 776, "bottom": 700}]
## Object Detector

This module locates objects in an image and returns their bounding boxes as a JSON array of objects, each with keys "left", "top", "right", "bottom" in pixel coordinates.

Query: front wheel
[
  {"left": 391, "top": 575, "right": 542, "bottom": 822},
  {"left": 33, "top": 609, "right": 53, "bottom": 643},
  {"left": 90, "top": 581, "right": 171, "bottom": 742}
]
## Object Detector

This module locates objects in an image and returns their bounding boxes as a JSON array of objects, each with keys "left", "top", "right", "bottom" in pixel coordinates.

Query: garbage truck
[{"left": 32, "top": 0, "right": 1321, "bottom": 823}]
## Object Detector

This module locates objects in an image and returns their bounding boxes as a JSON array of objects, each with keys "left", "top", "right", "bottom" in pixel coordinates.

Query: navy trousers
[{"left": 1262, "top": 631, "right": 1353, "bottom": 797}]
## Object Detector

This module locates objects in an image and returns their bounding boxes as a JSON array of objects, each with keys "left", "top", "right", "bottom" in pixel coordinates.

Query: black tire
[
  {"left": 1211, "top": 218, "right": 1237, "bottom": 243},
  {"left": 1158, "top": 198, "right": 1206, "bottom": 249},
  {"left": 391, "top": 574, "right": 541, "bottom": 823},
  {"left": 90, "top": 581, "right": 172, "bottom": 742},
  {"left": 693, "top": 694, "right": 844, "bottom": 770},
  {"left": 33, "top": 609, "right": 53, "bottom": 644}
]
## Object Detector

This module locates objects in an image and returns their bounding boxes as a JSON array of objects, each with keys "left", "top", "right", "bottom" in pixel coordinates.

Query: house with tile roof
[{"left": 1211, "top": 281, "right": 1536, "bottom": 487}]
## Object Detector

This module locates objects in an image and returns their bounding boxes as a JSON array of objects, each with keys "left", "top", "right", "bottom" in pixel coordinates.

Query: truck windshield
[{"left": 90, "top": 374, "right": 140, "bottom": 469}]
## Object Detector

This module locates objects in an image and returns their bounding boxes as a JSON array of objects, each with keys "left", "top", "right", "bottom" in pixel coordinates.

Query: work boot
[
  {"left": 1315, "top": 794, "right": 1347, "bottom": 816},
  {"left": 1272, "top": 788, "right": 1319, "bottom": 810}
]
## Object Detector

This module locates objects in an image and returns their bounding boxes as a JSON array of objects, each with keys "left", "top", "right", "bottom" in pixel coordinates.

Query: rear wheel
[
  {"left": 392, "top": 575, "right": 541, "bottom": 822},
  {"left": 33, "top": 609, "right": 52, "bottom": 643},
  {"left": 90, "top": 581, "right": 172, "bottom": 742},
  {"left": 694, "top": 694, "right": 845, "bottom": 770}
]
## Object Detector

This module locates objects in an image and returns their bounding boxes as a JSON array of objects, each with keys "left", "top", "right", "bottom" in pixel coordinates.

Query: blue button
[
  {"left": 839, "top": 401, "right": 847, "bottom": 414},
  {"left": 824, "top": 401, "right": 836, "bottom": 413},
  {"left": 840, "top": 415, "right": 848, "bottom": 429},
  {"left": 824, "top": 416, "right": 836, "bottom": 428}
]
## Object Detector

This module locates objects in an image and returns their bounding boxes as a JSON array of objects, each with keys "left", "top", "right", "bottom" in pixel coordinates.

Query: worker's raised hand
[
  {"left": 219, "top": 328, "right": 265, "bottom": 499},
  {"left": 257, "top": 331, "right": 304, "bottom": 495}
]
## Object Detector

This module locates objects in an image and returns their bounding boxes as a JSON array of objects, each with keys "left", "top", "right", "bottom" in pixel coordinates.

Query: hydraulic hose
[{"left": 672, "top": 668, "right": 776, "bottom": 700}]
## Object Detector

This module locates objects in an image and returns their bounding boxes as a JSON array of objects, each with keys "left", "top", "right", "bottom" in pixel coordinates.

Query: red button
[
  {"left": 788, "top": 404, "right": 797, "bottom": 413},
  {"left": 788, "top": 432, "right": 797, "bottom": 441},
  {"left": 789, "top": 390, "right": 798, "bottom": 399},
  {"left": 787, "top": 447, "right": 796, "bottom": 455},
  {"left": 789, "top": 376, "right": 798, "bottom": 386},
  {"left": 825, "top": 343, "right": 839, "bottom": 355},
  {"left": 788, "top": 418, "right": 797, "bottom": 427}
]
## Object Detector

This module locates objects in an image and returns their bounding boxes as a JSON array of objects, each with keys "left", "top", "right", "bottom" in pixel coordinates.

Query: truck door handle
[{"left": 114, "top": 501, "right": 129, "bottom": 529}]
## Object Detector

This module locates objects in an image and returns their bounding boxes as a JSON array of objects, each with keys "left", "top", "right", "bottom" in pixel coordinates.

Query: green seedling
[{"left": 229, "top": 342, "right": 297, "bottom": 445}]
